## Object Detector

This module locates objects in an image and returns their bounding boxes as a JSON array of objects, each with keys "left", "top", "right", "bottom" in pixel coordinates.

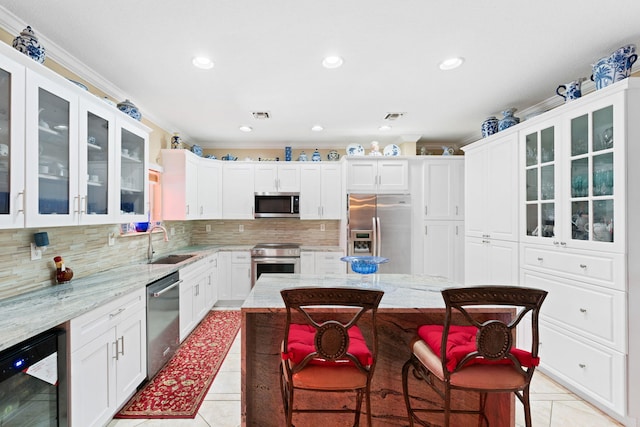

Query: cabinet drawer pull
[
  {"left": 118, "top": 336, "right": 125, "bottom": 356},
  {"left": 579, "top": 363, "right": 586, "bottom": 369},
  {"left": 537, "top": 257, "right": 543, "bottom": 262},
  {"left": 579, "top": 264, "right": 587, "bottom": 269},
  {"left": 560, "top": 242, "right": 567, "bottom": 247},
  {"left": 424, "top": 206, "right": 428, "bottom": 216},
  {"left": 455, "top": 206, "right": 459, "bottom": 215},
  {"left": 579, "top": 308, "right": 587, "bottom": 313},
  {"left": 424, "top": 225, "right": 428, "bottom": 236},
  {"left": 109, "top": 308, "right": 125, "bottom": 318},
  {"left": 553, "top": 241, "right": 559, "bottom": 246}
]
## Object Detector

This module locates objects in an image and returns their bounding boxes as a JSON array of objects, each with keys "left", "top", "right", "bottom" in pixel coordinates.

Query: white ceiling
[{"left": 1, "top": 0, "right": 639, "bottom": 150}]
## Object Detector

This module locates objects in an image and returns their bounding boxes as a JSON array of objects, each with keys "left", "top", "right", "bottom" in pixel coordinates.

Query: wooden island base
[{"left": 242, "top": 307, "right": 514, "bottom": 426}]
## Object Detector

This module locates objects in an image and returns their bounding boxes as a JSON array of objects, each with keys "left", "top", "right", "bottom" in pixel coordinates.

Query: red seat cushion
[
  {"left": 282, "top": 323, "right": 373, "bottom": 366},
  {"left": 417, "top": 324, "right": 539, "bottom": 372}
]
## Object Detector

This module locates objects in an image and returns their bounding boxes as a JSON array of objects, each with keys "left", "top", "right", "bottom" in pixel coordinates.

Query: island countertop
[{"left": 241, "top": 274, "right": 515, "bottom": 427}]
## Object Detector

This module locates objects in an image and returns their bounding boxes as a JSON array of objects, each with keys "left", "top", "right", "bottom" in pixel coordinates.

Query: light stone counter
[
  {"left": 241, "top": 274, "right": 515, "bottom": 426},
  {"left": 0, "top": 244, "right": 253, "bottom": 352}
]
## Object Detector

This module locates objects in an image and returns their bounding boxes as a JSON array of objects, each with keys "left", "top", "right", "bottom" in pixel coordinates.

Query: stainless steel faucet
[{"left": 148, "top": 225, "right": 169, "bottom": 261}]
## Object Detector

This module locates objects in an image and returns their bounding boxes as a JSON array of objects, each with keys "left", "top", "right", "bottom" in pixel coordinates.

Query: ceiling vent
[
  {"left": 252, "top": 111, "right": 271, "bottom": 119},
  {"left": 384, "top": 112, "right": 404, "bottom": 121}
]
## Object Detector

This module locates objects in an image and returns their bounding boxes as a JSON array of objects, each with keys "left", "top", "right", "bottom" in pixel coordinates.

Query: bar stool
[{"left": 279, "top": 287, "right": 384, "bottom": 426}]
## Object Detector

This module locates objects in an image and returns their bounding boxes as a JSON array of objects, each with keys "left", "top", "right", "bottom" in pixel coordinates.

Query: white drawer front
[
  {"left": 522, "top": 245, "right": 623, "bottom": 290},
  {"left": 231, "top": 251, "right": 250, "bottom": 263},
  {"left": 539, "top": 323, "right": 625, "bottom": 416},
  {"left": 522, "top": 271, "right": 626, "bottom": 352},
  {"left": 70, "top": 288, "right": 145, "bottom": 351}
]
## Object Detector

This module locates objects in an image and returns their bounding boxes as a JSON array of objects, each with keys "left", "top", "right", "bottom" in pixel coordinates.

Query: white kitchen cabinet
[
  {"left": 0, "top": 52, "right": 25, "bottom": 229},
  {"left": 203, "top": 253, "right": 219, "bottom": 309},
  {"left": 299, "top": 163, "right": 343, "bottom": 219},
  {"left": 346, "top": 158, "right": 408, "bottom": 193},
  {"left": 69, "top": 288, "right": 146, "bottom": 427},
  {"left": 300, "top": 250, "right": 345, "bottom": 274},
  {"left": 179, "top": 256, "right": 217, "bottom": 341},
  {"left": 254, "top": 163, "right": 300, "bottom": 193},
  {"left": 422, "top": 158, "right": 464, "bottom": 220},
  {"left": 161, "top": 150, "right": 222, "bottom": 220},
  {"left": 464, "top": 236, "right": 518, "bottom": 285},
  {"left": 463, "top": 131, "right": 519, "bottom": 241},
  {"left": 422, "top": 221, "right": 464, "bottom": 283},
  {"left": 217, "top": 250, "right": 252, "bottom": 301},
  {"left": 116, "top": 120, "right": 149, "bottom": 223},
  {"left": 222, "top": 163, "right": 254, "bottom": 219}
]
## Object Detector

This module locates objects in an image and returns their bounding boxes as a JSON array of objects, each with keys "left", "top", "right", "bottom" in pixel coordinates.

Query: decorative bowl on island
[{"left": 341, "top": 256, "right": 389, "bottom": 274}]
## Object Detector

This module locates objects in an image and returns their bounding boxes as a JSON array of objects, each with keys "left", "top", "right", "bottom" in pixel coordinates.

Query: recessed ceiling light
[
  {"left": 378, "top": 125, "right": 392, "bottom": 131},
  {"left": 239, "top": 125, "right": 253, "bottom": 132},
  {"left": 322, "top": 56, "right": 344, "bottom": 69},
  {"left": 311, "top": 125, "right": 324, "bottom": 132},
  {"left": 192, "top": 56, "right": 214, "bottom": 70},
  {"left": 439, "top": 57, "right": 464, "bottom": 71}
]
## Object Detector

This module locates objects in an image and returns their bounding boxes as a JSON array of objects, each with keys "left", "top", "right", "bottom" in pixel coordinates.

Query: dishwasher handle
[{"left": 151, "top": 279, "right": 182, "bottom": 297}]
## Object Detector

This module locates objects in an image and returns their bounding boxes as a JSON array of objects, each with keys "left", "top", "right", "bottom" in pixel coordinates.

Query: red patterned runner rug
[{"left": 115, "top": 310, "right": 241, "bottom": 419}]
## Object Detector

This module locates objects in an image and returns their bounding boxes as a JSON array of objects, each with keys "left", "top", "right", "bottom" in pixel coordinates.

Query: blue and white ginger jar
[
  {"left": 191, "top": 144, "right": 203, "bottom": 157},
  {"left": 12, "top": 26, "right": 46, "bottom": 64},
  {"left": 481, "top": 116, "right": 499, "bottom": 138},
  {"left": 312, "top": 149, "right": 321, "bottom": 161},
  {"left": 498, "top": 108, "right": 520, "bottom": 131},
  {"left": 117, "top": 99, "right": 142, "bottom": 121}
]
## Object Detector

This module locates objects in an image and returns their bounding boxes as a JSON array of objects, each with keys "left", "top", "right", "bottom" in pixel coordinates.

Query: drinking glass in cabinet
[
  {"left": 525, "top": 133, "right": 538, "bottom": 166},
  {"left": 592, "top": 106, "right": 614, "bottom": 151},
  {"left": 541, "top": 165, "right": 554, "bottom": 200},
  {"left": 571, "top": 203, "right": 589, "bottom": 240},
  {"left": 541, "top": 203, "right": 555, "bottom": 237},
  {"left": 526, "top": 169, "right": 538, "bottom": 201},
  {"left": 571, "top": 114, "right": 589, "bottom": 156},
  {"left": 593, "top": 153, "right": 614, "bottom": 196},
  {"left": 571, "top": 158, "right": 589, "bottom": 197},
  {"left": 592, "top": 199, "right": 614, "bottom": 242}
]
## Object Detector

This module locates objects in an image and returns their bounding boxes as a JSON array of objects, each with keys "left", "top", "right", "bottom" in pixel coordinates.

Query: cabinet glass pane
[
  {"left": 571, "top": 201, "right": 589, "bottom": 240},
  {"left": 526, "top": 204, "right": 538, "bottom": 236},
  {"left": 526, "top": 168, "right": 538, "bottom": 201},
  {"left": 571, "top": 114, "right": 588, "bottom": 156},
  {"left": 541, "top": 165, "right": 554, "bottom": 200},
  {"left": 86, "top": 112, "right": 109, "bottom": 215},
  {"left": 571, "top": 158, "right": 589, "bottom": 197},
  {"left": 592, "top": 153, "right": 613, "bottom": 196},
  {"left": 120, "top": 128, "right": 144, "bottom": 215},
  {"left": 0, "top": 68, "right": 10, "bottom": 214},
  {"left": 541, "top": 202, "right": 555, "bottom": 238},
  {"left": 593, "top": 105, "right": 614, "bottom": 151},
  {"left": 540, "top": 126, "right": 554, "bottom": 162},
  {"left": 38, "top": 88, "right": 69, "bottom": 215},
  {"left": 593, "top": 199, "right": 614, "bottom": 242},
  {"left": 525, "top": 132, "right": 538, "bottom": 167}
]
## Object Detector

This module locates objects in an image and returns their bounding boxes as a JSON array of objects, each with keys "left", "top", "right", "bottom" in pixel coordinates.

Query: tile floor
[{"left": 108, "top": 320, "right": 623, "bottom": 427}]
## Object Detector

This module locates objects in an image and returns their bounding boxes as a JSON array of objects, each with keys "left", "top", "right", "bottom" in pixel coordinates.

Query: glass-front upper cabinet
[
  {"left": 563, "top": 91, "right": 624, "bottom": 252},
  {"left": 78, "top": 99, "right": 116, "bottom": 224},
  {"left": 0, "top": 54, "right": 25, "bottom": 229},
  {"left": 25, "top": 70, "right": 79, "bottom": 227},
  {"left": 521, "top": 118, "right": 560, "bottom": 245},
  {"left": 116, "top": 121, "right": 148, "bottom": 222}
]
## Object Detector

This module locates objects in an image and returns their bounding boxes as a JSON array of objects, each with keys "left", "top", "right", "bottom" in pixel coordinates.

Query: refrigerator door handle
[
  {"left": 376, "top": 216, "right": 382, "bottom": 257},
  {"left": 372, "top": 217, "right": 377, "bottom": 257}
]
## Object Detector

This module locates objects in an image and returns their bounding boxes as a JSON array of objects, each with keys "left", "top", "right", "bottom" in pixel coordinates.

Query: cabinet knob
[
  {"left": 579, "top": 308, "right": 587, "bottom": 313},
  {"left": 579, "top": 363, "right": 586, "bottom": 369},
  {"left": 560, "top": 242, "right": 567, "bottom": 247},
  {"left": 553, "top": 240, "right": 559, "bottom": 246},
  {"left": 580, "top": 264, "right": 587, "bottom": 269},
  {"left": 537, "top": 257, "right": 543, "bottom": 262}
]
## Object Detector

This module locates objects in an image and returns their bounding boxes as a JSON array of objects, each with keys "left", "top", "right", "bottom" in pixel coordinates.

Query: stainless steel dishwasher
[{"left": 146, "top": 271, "right": 181, "bottom": 379}]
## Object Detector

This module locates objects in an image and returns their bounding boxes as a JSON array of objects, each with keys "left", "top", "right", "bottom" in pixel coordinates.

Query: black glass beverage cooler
[{"left": 0, "top": 330, "right": 67, "bottom": 426}]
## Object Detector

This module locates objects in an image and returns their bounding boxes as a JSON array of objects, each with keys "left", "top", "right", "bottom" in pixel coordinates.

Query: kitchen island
[{"left": 241, "top": 274, "right": 516, "bottom": 426}]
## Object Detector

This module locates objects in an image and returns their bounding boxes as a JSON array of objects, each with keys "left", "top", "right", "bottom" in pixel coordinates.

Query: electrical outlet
[
  {"left": 320, "top": 223, "right": 325, "bottom": 231},
  {"left": 206, "top": 224, "right": 211, "bottom": 232},
  {"left": 108, "top": 232, "right": 116, "bottom": 246},
  {"left": 239, "top": 224, "right": 244, "bottom": 232},
  {"left": 30, "top": 243, "right": 42, "bottom": 260}
]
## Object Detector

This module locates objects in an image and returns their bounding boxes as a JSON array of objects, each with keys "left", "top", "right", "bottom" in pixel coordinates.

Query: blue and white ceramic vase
[
  {"left": 191, "top": 144, "right": 203, "bottom": 157},
  {"left": 284, "top": 146, "right": 292, "bottom": 161},
  {"left": 610, "top": 44, "right": 637, "bottom": 83},
  {"left": 481, "top": 116, "right": 499, "bottom": 138},
  {"left": 117, "top": 99, "right": 142, "bottom": 121},
  {"left": 171, "top": 133, "right": 182, "bottom": 149},
  {"left": 298, "top": 151, "right": 308, "bottom": 161},
  {"left": 12, "top": 26, "right": 46, "bottom": 63},
  {"left": 312, "top": 149, "right": 321, "bottom": 162},
  {"left": 498, "top": 108, "right": 520, "bottom": 131}
]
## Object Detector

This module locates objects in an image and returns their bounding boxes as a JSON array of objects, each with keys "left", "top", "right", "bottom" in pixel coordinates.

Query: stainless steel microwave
[{"left": 254, "top": 193, "right": 300, "bottom": 218}]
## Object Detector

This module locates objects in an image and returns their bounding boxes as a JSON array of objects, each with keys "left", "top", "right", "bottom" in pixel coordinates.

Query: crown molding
[{"left": 0, "top": 6, "right": 188, "bottom": 139}]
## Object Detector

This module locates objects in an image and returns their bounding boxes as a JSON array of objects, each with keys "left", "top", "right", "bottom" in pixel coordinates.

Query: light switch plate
[{"left": 31, "top": 243, "right": 42, "bottom": 260}]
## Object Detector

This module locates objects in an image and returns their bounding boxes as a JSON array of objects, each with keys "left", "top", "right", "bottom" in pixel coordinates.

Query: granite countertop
[
  {"left": 242, "top": 273, "right": 454, "bottom": 311},
  {"left": 0, "top": 244, "right": 230, "bottom": 352}
]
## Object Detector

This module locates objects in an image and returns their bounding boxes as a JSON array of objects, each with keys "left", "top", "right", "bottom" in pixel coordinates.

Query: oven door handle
[
  {"left": 253, "top": 257, "right": 299, "bottom": 263},
  {"left": 152, "top": 279, "right": 183, "bottom": 297}
]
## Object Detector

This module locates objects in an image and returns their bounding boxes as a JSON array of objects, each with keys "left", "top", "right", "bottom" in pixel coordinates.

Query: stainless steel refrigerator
[{"left": 347, "top": 194, "right": 412, "bottom": 274}]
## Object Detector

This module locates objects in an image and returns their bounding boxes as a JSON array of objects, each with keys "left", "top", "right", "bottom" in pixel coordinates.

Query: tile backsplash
[{"left": 0, "top": 219, "right": 340, "bottom": 301}]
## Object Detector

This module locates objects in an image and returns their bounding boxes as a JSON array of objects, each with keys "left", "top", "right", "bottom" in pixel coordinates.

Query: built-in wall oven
[
  {"left": 0, "top": 329, "right": 68, "bottom": 426},
  {"left": 251, "top": 243, "right": 300, "bottom": 286}
]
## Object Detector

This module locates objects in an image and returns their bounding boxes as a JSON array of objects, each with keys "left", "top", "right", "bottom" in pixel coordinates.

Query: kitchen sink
[{"left": 149, "top": 254, "right": 195, "bottom": 264}]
